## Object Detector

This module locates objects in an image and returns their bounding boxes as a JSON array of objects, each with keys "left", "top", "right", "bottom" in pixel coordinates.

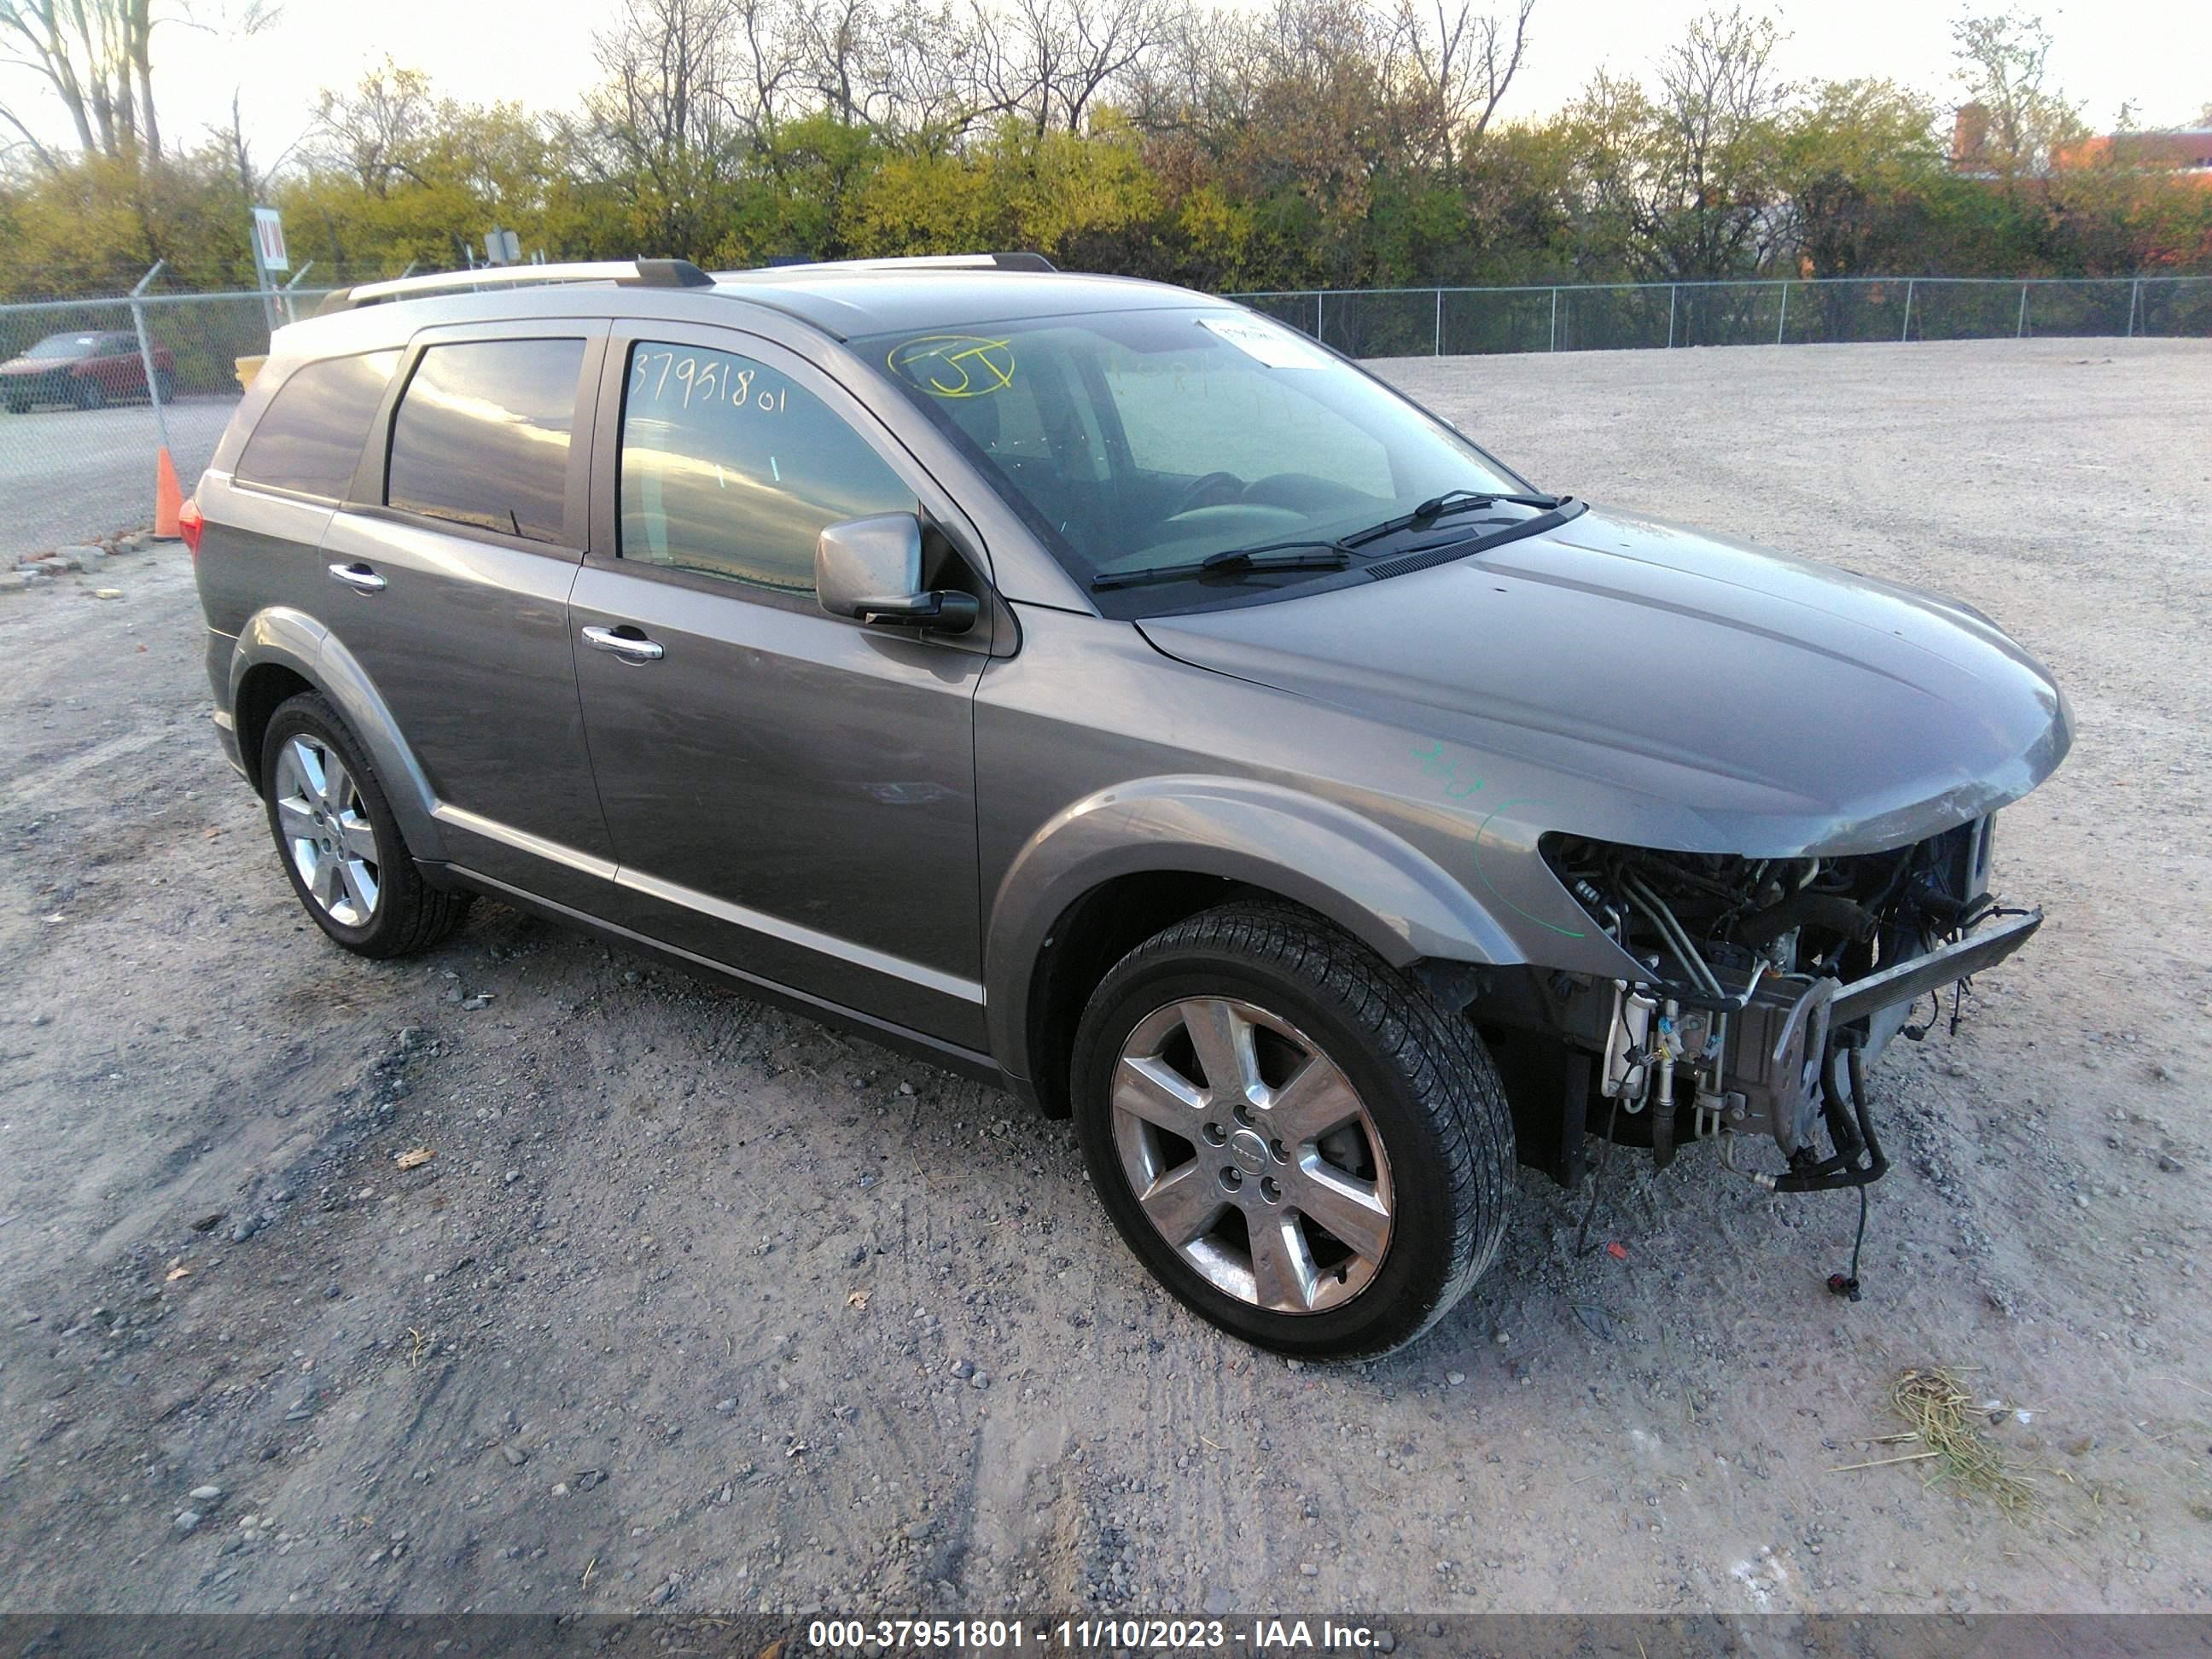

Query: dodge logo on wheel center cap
[{"left": 1229, "top": 1127, "right": 1270, "bottom": 1173}]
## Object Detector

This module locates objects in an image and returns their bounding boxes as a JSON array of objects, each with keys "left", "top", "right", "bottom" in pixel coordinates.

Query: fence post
[
  {"left": 1434, "top": 288, "right": 1442, "bottom": 357},
  {"left": 2017, "top": 282, "right": 2029, "bottom": 338},
  {"left": 1667, "top": 284, "right": 1677, "bottom": 348},
  {"left": 1549, "top": 287, "right": 1558, "bottom": 352},
  {"left": 128, "top": 262, "right": 174, "bottom": 459},
  {"left": 1775, "top": 281, "right": 1789, "bottom": 346},
  {"left": 1315, "top": 290, "right": 1323, "bottom": 341},
  {"left": 2126, "top": 277, "right": 2140, "bottom": 339},
  {"left": 1901, "top": 279, "right": 1914, "bottom": 343},
  {"left": 279, "top": 259, "right": 315, "bottom": 329}
]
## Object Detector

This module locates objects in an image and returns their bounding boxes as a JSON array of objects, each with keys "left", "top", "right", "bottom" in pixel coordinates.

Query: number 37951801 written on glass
[{"left": 632, "top": 349, "right": 788, "bottom": 415}]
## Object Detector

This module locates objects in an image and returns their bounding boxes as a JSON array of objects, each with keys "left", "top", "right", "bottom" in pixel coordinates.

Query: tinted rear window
[
  {"left": 385, "top": 338, "right": 585, "bottom": 543},
  {"left": 235, "top": 350, "right": 401, "bottom": 500}
]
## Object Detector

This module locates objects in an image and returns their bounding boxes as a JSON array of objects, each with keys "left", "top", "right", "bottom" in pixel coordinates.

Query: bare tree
[
  {"left": 0, "top": 0, "right": 166, "bottom": 164},
  {"left": 311, "top": 61, "right": 439, "bottom": 195},
  {"left": 1392, "top": 0, "right": 1530, "bottom": 168},
  {"left": 1950, "top": 8, "right": 2082, "bottom": 181}
]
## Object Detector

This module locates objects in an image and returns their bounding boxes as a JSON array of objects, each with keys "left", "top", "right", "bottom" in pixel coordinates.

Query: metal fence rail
[{"left": 1230, "top": 275, "right": 2212, "bottom": 358}]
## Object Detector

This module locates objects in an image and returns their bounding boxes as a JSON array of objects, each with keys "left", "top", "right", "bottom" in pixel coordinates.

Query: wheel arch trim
[
  {"left": 228, "top": 608, "right": 447, "bottom": 861},
  {"left": 984, "top": 774, "right": 1525, "bottom": 1082}
]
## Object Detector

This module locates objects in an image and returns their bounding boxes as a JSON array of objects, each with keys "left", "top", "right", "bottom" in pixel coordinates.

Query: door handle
[
  {"left": 327, "top": 562, "right": 386, "bottom": 593},
  {"left": 581, "top": 624, "right": 665, "bottom": 663}
]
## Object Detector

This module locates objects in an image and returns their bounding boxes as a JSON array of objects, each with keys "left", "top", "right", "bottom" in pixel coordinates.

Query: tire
[
  {"left": 1070, "top": 902, "right": 1515, "bottom": 1359},
  {"left": 73, "top": 378, "right": 105, "bottom": 411},
  {"left": 3, "top": 399, "right": 26, "bottom": 415},
  {"left": 259, "top": 691, "right": 471, "bottom": 958}
]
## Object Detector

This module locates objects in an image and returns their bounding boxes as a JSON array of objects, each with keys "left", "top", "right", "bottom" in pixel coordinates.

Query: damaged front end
[{"left": 1510, "top": 819, "right": 2040, "bottom": 1194}]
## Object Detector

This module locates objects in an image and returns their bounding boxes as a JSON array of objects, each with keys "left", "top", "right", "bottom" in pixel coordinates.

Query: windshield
[
  {"left": 23, "top": 333, "right": 101, "bottom": 360},
  {"left": 858, "top": 308, "right": 1529, "bottom": 614}
]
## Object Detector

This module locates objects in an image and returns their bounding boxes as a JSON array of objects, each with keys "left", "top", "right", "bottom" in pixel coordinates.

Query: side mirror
[{"left": 815, "top": 514, "right": 979, "bottom": 634}]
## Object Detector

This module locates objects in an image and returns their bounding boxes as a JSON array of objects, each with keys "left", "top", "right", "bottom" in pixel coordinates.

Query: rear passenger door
[
  {"left": 569, "top": 323, "right": 992, "bottom": 1049},
  {"left": 317, "top": 322, "right": 615, "bottom": 907}
]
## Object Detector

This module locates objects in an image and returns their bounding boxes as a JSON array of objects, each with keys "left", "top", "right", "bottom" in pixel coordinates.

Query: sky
[{"left": 16, "top": 0, "right": 2212, "bottom": 169}]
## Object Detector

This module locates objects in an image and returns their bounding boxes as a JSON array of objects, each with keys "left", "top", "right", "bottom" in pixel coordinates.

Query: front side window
[
  {"left": 861, "top": 309, "right": 1528, "bottom": 614},
  {"left": 236, "top": 349, "right": 401, "bottom": 500},
  {"left": 619, "top": 341, "right": 911, "bottom": 592},
  {"left": 386, "top": 337, "right": 585, "bottom": 543}
]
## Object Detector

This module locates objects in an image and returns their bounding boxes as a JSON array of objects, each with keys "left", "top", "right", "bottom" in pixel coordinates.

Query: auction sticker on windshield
[{"left": 1196, "top": 314, "right": 1330, "bottom": 369}]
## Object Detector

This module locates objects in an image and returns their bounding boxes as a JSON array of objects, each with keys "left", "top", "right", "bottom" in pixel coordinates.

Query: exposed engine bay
[{"left": 1493, "top": 816, "right": 2043, "bottom": 1199}]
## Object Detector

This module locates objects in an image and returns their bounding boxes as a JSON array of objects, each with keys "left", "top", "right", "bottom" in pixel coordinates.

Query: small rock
[
  {"left": 1299, "top": 1562, "right": 1318, "bottom": 1577},
  {"left": 189, "top": 1485, "right": 224, "bottom": 1503},
  {"left": 461, "top": 994, "right": 493, "bottom": 1010},
  {"left": 969, "top": 1371, "right": 991, "bottom": 1389},
  {"left": 949, "top": 1359, "right": 975, "bottom": 1380},
  {"left": 1376, "top": 1633, "right": 1397, "bottom": 1655},
  {"left": 189, "top": 1214, "right": 223, "bottom": 1233},
  {"left": 502, "top": 1445, "right": 527, "bottom": 1467},
  {"left": 649, "top": 1579, "right": 676, "bottom": 1606},
  {"left": 2159, "top": 1154, "right": 2185, "bottom": 1173},
  {"left": 905, "top": 1520, "right": 933, "bottom": 1541},
  {"left": 551, "top": 1482, "right": 569, "bottom": 1496},
  {"left": 92, "top": 587, "right": 124, "bottom": 600},
  {"left": 1447, "top": 1371, "right": 1465, "bottom": 1386},
  {"left": 175, "top": 1510, "right": 201, "bottom": 1534},
  {"left": 715, "top": 1398, "right": 737, "bottom": 1414},
  {"left": 230, "top": 1218, "right": 260, "bottom": 1243}
]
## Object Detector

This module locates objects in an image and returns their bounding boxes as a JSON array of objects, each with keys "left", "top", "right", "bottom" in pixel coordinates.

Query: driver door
[{"left": 572, "top": 323, "right": 993, "bottom": 1051}]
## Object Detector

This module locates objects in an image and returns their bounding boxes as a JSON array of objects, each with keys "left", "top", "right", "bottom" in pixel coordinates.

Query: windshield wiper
[
  {"left": 1342, "top": 488, "right": 1568, "bottom": 550},
  {"left": 1091, "top": 539, "right": 1353, "bottom": 592}
]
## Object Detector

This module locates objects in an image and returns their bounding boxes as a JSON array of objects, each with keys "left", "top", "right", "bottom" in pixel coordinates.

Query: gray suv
[{"left": 187, "top": 255, "right": 2069, "bottom": 1358}]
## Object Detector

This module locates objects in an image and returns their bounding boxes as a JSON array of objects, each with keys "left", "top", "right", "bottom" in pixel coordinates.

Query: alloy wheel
[
  {"left": 273, "top": 736, "right": 381, "bottom": 927},
  {"left": 1109, "top": 997, "right": 1394, "bottom": 1314}
]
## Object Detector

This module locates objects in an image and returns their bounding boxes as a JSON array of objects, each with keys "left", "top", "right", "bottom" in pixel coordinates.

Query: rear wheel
[
  {"left": 259, "top": 692, "right": 470, "bottom": 958},
  {"left": 1070, "top": 902, "right": 1516, "bottom": 1359}
]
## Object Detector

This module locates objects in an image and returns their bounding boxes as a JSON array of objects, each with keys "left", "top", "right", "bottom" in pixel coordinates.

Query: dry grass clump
[{"left": 1887, "top": 1366, "right": 2040, "bottom": 1519}]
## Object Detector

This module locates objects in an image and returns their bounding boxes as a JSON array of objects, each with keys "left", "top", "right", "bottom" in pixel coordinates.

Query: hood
[
  {"left": 0, "top": 358, "right": 67, "bottom": 377},
  {"left": 1137, "top": 505, "right": 2071, "bottom": 857}
]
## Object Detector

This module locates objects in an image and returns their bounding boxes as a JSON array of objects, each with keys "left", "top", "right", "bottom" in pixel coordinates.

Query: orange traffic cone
[{"left": 154, "top": 445, "right": 183, "bottom": 540}]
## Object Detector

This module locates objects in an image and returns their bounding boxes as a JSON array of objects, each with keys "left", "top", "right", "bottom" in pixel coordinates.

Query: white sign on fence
[{"left": 252, "top": 207, "right": 289, "bottom": 273}]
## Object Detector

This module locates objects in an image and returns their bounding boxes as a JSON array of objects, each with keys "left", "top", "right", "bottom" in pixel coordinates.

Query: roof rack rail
[
  {"left": 317, "top": 259, "right": 714, "bottom": 315},
  {"left": 734, "top": 252, "right": 1058, "bottom": 276}
]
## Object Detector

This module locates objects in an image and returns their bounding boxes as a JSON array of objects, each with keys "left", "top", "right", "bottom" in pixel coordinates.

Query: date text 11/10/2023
[{"left": 803, "top": 1617, "right": 1394, "bottom": 1652}]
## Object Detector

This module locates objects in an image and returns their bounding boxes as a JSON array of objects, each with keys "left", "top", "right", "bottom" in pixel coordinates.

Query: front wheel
[
  {"left": 1070, "top": 903, "right": 1516, "bottom": 1359},
  {"left": 259, "top": 691, "right": 470, "bottom": 958}
]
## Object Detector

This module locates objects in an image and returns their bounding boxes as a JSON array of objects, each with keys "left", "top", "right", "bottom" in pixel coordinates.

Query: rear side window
[
  {"left": 235, "top": 350, "right": 400, "bottom": 501},
  {"left": 386, "top": 338, "right": 585, "bottom": 543},
  {"left": 618, "top": 341, "right": 911, "bottom": 591}
]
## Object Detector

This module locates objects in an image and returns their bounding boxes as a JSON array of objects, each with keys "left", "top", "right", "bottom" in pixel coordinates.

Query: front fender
[
  {"left": 983, "top": 774, "right": 1526, "bottom": 1081},
  {"left": 230, "top": 608, "right": 446, "bottom": 862}
]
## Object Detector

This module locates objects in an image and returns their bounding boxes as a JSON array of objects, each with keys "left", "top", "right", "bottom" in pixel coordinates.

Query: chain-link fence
[
  {"left": 1232, "top": 274, "right": 2212, "bottom": 358},
  {"left": 1, "top": 285, "right": 339, "bottom": 559},
  {"left": 6, "top": 271, "right": 2209, "bottom": 561}
]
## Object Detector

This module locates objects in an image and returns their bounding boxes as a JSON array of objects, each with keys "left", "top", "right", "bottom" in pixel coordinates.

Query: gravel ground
[
  {"left": 0, "top": 397, "right": 237, "bottom": 561},
  {"left": 0, "top": 337, "right": 2207, "bottom": 1621}
]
